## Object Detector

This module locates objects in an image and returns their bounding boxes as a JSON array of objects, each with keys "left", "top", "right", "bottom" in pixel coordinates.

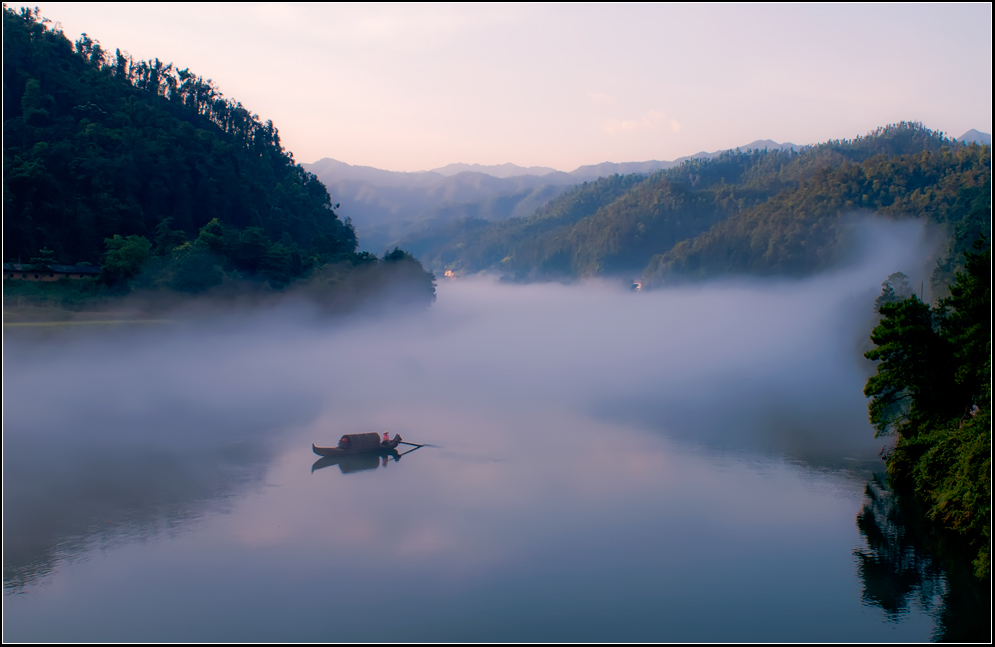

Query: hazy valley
[{"left": 3, "top": 4, "right": 991, "bottom": 643}]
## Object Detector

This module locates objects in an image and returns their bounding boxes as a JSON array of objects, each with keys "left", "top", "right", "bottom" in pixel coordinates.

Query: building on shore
[{"left": 3, "top": 263, "right": 101, "bottom": 281}]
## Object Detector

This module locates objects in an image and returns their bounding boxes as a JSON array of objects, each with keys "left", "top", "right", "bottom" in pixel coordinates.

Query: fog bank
[
  {"left": 3, "top": 217, "right": 945, "bottom": 628},
  {"left": 3, "top": 219, "right": 937, "bottom": 454}
]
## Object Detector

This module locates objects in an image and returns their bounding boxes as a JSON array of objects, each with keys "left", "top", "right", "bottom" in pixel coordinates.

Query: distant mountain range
[
  {"left": 428, "top": 140, "right": 804, "bottom": 180},
  {"left": 304, "top": 133, "right": 986, "bottom": 253},
  {"left": 304, "top": 139, "right": 806, "bottom": 252},
  {"left": 401, "top": 123, "right": 990, "bottom": 289},
  {"left": 567, "top": 140, "right": 802, "bottom": 180},
  {"left": 303, "top": 158, "right": 578, "bottom": 238}
]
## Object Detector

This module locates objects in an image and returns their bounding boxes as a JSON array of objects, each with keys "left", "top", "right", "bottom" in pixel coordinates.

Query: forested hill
[
  {"left": 2, "top": 7, "right": 369, "bottom": 290},
  {"left": 410, "top": 123, "right": 990, "bottom": 287},
  {"left": 646, "top": 128, "right": 991, "bottom": 287}
]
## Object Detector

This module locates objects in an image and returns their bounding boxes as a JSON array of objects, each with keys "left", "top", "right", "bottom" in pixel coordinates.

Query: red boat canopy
[{"left": 338, "top": 432, "right": 384, "bottom": 451}]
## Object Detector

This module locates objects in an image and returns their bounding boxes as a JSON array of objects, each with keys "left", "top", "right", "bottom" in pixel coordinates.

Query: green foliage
[
  {"left": 166, "top": 242, "right": 224, "bottom": 293},
  {"left": 863, "top": 297, "right": 957, "bottom": 438},
  {"left": 101, "top": 234, "right": 151, "bottom": 284},
  {"left": 914, "top": 411, "right": 991, "bottom": 578},
  {"left": 409, "top": 122, "right": 989, "bottom": 285},
  {"left": 154, "top": 218, "right": 187, "bottom": 255},
  {"left": 409, "top": 172, "right": 648, "bottom": 277},
  {"left": 646, "top": 132, "right": 990, "bottom": 285},
  {"left": 2, "top": 7, "right": 436, "bottom": 311},
  {"left": 874, "top": 272, "right": 911, "bottom": 312},
  {"left": 3, "top": 6, "right": 355, "bottom": 273},
  {"left": 227, "top": 227, "right": 272, "bottom": 275},
  {"left": 382, "top": 247, "right": 417, "bottom": 263},
  {"left": 195, "top": 218, "right": 225, "bottom": 254},
  {"left": 259, "top": 243, "right": 294, "bottom": 286},
  {"left": 863, "top": 236, "right": 991, "bottom": 578},
  {"left": 938, "top": 238, "right": 992, "bottom": 401},
  {"left": 28, "top": 247, "right": 57, "bottom": 265}
]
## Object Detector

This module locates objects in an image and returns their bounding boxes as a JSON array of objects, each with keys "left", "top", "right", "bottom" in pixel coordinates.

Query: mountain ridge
[
  {"left": 429, "top": 162, "right": 560, "bottom": 178},
  {"left": 303, "top": 131, "right": 986, "bottom": 254},
  {"left": 956, "top": 129, "right": 992, "bottom": 145},
  {"left": 302, "top": 139, "right": 808, "bottom": 251},
  {"left": 307, "top": 138, "right": 806, "bottom": 183},
  {"left": 398, "top": 123, "right": 989, "bottom": 290}
]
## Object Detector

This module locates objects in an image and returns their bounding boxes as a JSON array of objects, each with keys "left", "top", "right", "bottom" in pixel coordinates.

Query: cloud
[{"left": 602, "top": 110, "right": 671, "bottom": 135}]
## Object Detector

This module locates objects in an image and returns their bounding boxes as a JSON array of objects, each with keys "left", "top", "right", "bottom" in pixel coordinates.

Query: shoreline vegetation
[
  {"left": 2, "top": 246, "right": 437, "bottom": 326},
  {"left": 2, "top": 7, "right": 436, "bottom": 321},
  {"left": 864, "top": 237, "right": 991, "bottom": 581}
]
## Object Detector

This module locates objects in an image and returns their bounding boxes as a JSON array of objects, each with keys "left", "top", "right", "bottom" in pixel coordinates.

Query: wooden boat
[{"left": 312, "top": 432, "right": 402, "bottom": 457}]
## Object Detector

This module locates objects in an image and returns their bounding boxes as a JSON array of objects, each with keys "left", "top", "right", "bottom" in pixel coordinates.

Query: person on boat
[{"left": 382, "top": 432, "right": 390, "bottom": 445}]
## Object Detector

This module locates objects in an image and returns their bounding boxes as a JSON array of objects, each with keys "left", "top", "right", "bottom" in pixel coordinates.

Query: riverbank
[
  {"left": 2, "top": 255, "right": 437, "bottom": 329},
  {"left": 863, "top": 239, "right": 991, "bottom": 580}
]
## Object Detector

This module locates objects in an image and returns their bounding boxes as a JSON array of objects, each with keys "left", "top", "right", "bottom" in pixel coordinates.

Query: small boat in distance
[{"left": 312, "top": 432, "right": 403, "bottom": 457}]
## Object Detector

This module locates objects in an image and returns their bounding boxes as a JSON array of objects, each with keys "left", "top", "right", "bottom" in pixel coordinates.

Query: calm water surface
[{"left": 3, "top": 226, "right": 987, "bottom": 641}]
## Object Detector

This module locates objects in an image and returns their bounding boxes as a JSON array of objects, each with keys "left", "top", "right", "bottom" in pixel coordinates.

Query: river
[{"left": 2, "top": 221, "right": 987, "bottom": 641}]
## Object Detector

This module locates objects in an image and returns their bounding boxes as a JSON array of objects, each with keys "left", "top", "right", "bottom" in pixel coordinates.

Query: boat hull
[{"left": 312, "top": 440, "right": 400, "bottom": 457}]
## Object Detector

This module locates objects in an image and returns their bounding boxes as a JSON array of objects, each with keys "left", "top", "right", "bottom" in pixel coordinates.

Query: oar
[{"left": 397, "top": 441, "right": 425, "bottom": 447}]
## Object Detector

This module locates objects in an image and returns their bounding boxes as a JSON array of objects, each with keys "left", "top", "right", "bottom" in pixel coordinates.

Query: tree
[
  {"left": 383, "top": 247, "right": 417, "bottom": 263},
  {"left": 101, "top": 235, "right": 151, "bottom": 284},
  {"left": 228, "top": 227, "right": 271, "bottom": 274},
  {"left": 28, "top": 247, "right": 57, "bottom": 266},
  {"left": 194, "top": 218, "right": 226, "bottom": 254},
  {"left": 167, "top": 242, "right": 223, "bottom": 292},
  {"left": 3, "top": 6, "right": 357, "bottom": 272},
  {"left": 259, "top": 243, "right": 293, "bottom": 286},
  {"left": 865, "top": 236, "right": 992, "bottom": 433},
  {"left": 937, "top": 237, "right": 991, "bottom": 405},
  {"left": 154, "top": 218, "right": 188, "bottom": 255},
  {"left": 874, "top": 271, "right": 911, "bottom": 312},
  {"left": 863, "top": 296, "right": 956, "bottom": 439},
  {"left": 863, "top": 235, "right": 991, "bottom": 578}
]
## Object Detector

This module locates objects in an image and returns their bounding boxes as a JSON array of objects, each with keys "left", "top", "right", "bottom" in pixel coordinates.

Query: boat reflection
[{"left": 310, "top": 445, "right": 421, "bottom": 475}]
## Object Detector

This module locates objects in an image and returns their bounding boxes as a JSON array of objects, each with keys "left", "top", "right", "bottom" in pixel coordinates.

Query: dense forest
[
  {"left": 864, "top": 239, "right": 991, "bottom": 579},
  {"left": 649, "top": 129, "right": 990, "bottom": 287},
  {"left": 2, "top": 7, "right": 434, "bottom": 307},
  {"left": 410, "top": 123, "right": 989, "bottom": 287}
]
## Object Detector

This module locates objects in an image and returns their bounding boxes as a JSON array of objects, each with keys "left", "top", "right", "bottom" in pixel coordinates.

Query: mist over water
[{"left": 3, "top": 219, "right": 961, "bottom": 641}]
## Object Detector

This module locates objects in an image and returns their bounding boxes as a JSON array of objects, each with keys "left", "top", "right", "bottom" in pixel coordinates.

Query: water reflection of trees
[{"left": 854, "top": 474, "right": 991, "bottom": 642}]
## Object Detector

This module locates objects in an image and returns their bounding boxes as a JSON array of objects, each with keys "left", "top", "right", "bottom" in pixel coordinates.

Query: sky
[{"left": 15, "top": 3, "right": 993, "bottom": 172}]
